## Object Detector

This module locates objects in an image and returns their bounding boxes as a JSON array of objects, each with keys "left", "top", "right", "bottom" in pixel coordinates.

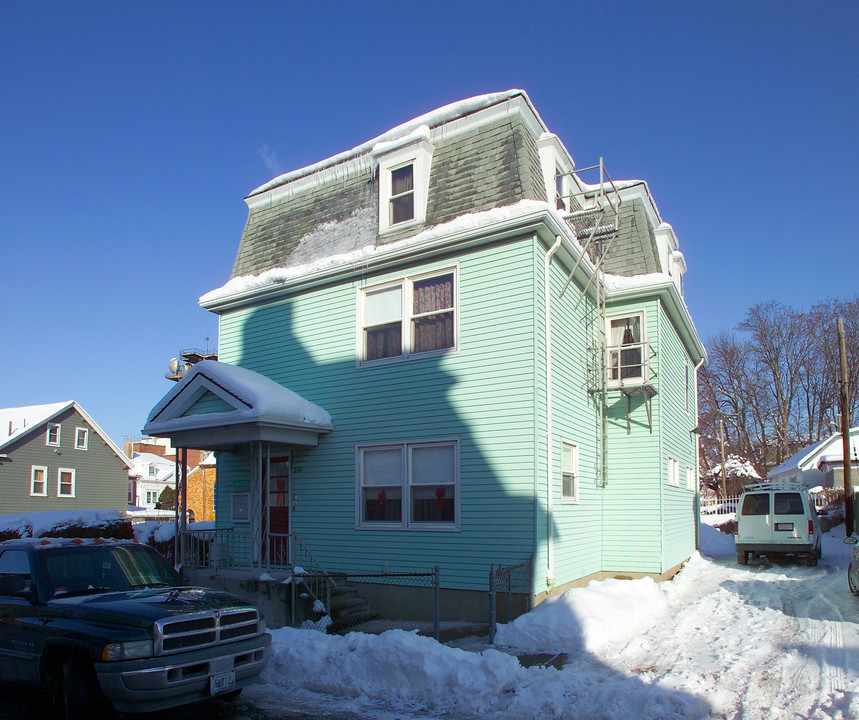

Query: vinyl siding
[
  {"left": 0, "top": 408, "right": 129, "bottom": 514},
  {"left": 215, "top": 236, "right": 539, "bottom": 591},
  {"left": 185, "top": 392, "right": 234, "bottom": 416},
  {"left": 655, "top": 300, "right": 699, "bottom": 569},
  {"left": 601, "top": 297, "right": 664, "bottom": 573}
]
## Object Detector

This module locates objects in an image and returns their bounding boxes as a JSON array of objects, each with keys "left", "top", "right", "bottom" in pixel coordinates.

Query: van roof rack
[{"left": 742, "top": 480, "right": 808, "bottom": 492}]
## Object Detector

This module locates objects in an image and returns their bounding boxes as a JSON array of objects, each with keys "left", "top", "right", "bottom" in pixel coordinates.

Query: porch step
[{"left": 326, "top": 583, "right": 379, "bottom": 634}]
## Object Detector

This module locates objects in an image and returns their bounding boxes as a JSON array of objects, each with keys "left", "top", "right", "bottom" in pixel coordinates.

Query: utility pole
[
  {"left": 837, "top": 318, "right": 854, "bottom": 537},
  {"left": 719, "top": 417, "right": 728, "bottom": 498}
]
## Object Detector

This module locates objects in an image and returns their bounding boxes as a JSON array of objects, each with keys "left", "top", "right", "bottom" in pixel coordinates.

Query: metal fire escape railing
[{"left": 555, "top": 159, "right": 623, "bottom": 488}]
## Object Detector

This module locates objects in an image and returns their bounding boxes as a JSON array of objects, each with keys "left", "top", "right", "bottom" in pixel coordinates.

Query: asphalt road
[{"left": 0, "top": 684, "right": 349, "bottom": 720}]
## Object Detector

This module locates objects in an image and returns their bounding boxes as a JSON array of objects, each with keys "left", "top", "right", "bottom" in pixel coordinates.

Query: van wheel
[
  {"left": 736, "top": 550, "right": 749, "bottom": 565},
  {"left": 818, "top": 543, "right": 822, "bottom": 559},
  {"left": 805, "top": 551, "right": 818, "bottom": 567}
]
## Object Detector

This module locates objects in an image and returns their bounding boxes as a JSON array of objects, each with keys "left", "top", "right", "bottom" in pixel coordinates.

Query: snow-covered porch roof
[{"left": 143, "top": 360, "right": 333, "bottom": 450}]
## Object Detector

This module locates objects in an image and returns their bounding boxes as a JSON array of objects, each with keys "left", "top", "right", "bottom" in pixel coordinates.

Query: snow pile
[
  {"left": 132, "top": 520, "right": 176, "bottom": 545},
  {"left": 250, "top": 523, "right": 859, "bottom": 720},
  {"left": 494, "top": 575, "right": 667, "bottom": 654},
  {"left": 0, "top": 509, "right": 123, "bottom": 537}
]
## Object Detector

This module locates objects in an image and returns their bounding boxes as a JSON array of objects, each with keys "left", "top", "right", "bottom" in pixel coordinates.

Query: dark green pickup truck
[{"left": 0, "top": 537, "right": 270, "bottom": 718}]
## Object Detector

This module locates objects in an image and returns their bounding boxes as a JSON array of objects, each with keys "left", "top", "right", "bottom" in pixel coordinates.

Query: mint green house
[{"left": 144, "top": 90, "right": 705, "bottom": 617}]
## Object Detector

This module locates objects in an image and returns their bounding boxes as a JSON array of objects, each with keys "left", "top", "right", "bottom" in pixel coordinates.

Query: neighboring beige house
[{"left": 768, "top": 427, "right": 859, "bottom": 488}]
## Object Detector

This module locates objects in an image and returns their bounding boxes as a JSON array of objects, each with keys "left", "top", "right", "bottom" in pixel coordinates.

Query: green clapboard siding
[
  {"left": 213, "top": 232, "right": 699, "bottom": 594},
  {"left": 184, "top": 391, "right": 234, "bottom": 416},
  {"left": 216, "top": 237, "right": 540, "bottom": 591}
]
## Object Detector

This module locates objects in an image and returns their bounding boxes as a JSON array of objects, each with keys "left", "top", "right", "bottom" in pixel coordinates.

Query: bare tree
[{"left": 698, "top": 295, "right": 858, "bottom": 480}]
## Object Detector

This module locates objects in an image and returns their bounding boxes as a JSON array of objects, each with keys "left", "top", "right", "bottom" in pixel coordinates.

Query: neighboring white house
[
  {"left": 128, "top": 452, "right": 179, "bottom": 510},
  {"left": 768, "top": 427, "right": 859, "bottom": 488}
]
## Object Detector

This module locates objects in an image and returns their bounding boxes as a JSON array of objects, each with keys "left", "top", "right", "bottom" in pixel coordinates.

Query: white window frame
[
  {"left": 356, "top": 438, "right": 460, "bottom": 531},
  {"left": 57, "top": 468, "right": 76, "bottom": 498},
  {"left": 561, "top": 441, "right": 579, "bottom": 503},
  {"left": 357, "top": 266, "right": 458, "bottom": 366},
  {"left": 74, "top": 427, "right": 88, "bottom": 450},
  {"left": 686, "top": 466, "right": 696, "bottom": 491},
  {"left": 376, "top": 137, "right": 434, "bottom": 234},
  {"left": 30, "top": 465, "right": 48, "bottom": 497},
  {"left": 46, "top": 423, "right": 61, "bottom": 447},
  {"left": 605, "top": 311, "right": 647, "bottom": 388},
  {"left": 232, "top": 492, "right": 250, "bottom": 523},
  {"left": 667, "top": 456, "right": 680, "bottom": 487}
]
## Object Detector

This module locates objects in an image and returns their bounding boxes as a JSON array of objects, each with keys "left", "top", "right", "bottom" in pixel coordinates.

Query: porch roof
[{"left": 143, "top": 360, "right": 333, "bottom": 450}]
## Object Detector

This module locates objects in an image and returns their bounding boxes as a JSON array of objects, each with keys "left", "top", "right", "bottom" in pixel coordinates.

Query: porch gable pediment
[{"left": 143, "top": 361, "right": 332, "bottom": 450}]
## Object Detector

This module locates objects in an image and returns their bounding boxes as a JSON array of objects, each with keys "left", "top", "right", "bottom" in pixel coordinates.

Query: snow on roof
[
  {"left": 0, "top": 401, "right": 132, "bottom": 468},
  {"left": 0, "top": 401, "right": 73, "bottom": 447},
  {"left": 144, "top": 360, "right": 332, "bottom": 435},
  {"left": 249, "top": 90, "right": 530, "bottom": 197},
  {"left": 768, "top": 427, "right": 858, "bottom": 476}
]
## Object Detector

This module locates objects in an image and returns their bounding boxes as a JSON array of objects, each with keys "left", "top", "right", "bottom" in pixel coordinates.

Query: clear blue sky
[{"left": 2, "top": 2, "right": 857, "bottom": 446}]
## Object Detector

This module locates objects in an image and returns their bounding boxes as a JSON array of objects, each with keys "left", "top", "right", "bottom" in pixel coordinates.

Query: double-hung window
[
  {"left": 360, "top": 270, "right": 456, "bottom": 363},
  {"left": 607, "top": 313, "right": 645, "bottom": 385},
  {"left": 58, "top": 468, "right": 75, "bottom": 497},
  {"left": 357, "top": 439, "right": 458, "bottom": 529},
  {"left": 561, "top": 442, "right": 579, "bottom": 502},
  {"left": 75, "top": 427, "right": 88, "bottom": 450},
  {"left": 46, "top": 423, "right": 61, "bottom": 447},
  {"left": 31, "top": 466, "right": 47, "bottom": 496},
  {"left": 390, "top": 163, "right": 415, "bottom": 225},
  {"left": 667, "top": 456, "right": 680, "bottom": 487},
  {"left": 686, "top": 466, "right": 696, "bottom": 491}
]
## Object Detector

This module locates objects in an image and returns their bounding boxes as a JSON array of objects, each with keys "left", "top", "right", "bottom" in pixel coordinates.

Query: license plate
[
  {"left": 775, "top": 522, "right": 794, "bottom": 531},
  {"left": 210, "top": 670, "right": 236, "bottom": 695}
]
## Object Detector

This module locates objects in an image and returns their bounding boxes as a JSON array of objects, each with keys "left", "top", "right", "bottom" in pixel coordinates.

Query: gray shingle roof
[{"left": 230, "top": 115, "right": 546, "bottom": 280}]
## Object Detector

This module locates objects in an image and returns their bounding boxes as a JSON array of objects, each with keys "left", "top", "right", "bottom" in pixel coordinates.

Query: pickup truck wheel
[
  {"left": 736, "top": 549, "right": 749, "bottom": 565},
  {"left": 61, "top": 658, "right": 104, "bottom": 720}
]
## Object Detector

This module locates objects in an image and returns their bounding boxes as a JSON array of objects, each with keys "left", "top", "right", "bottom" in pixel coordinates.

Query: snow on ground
[{"left": 246, "top": 525, "right": 859, "bottom": 720}]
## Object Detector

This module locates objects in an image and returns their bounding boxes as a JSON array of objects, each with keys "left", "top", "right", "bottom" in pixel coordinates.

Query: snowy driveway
[{"left": 243, "top": 524, "right": 858, "bottom": 720}]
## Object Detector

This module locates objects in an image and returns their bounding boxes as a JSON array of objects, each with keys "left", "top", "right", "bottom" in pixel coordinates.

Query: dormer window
[
  {"left": 374, "top": 130, "right": 434, "bottom": 234},
  {"left": 390, "top": 163, "right": 415, "bottom": 224}
]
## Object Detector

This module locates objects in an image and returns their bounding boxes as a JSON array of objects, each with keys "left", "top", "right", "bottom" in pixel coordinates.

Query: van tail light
[{"left": 808, "top": 520, "right": 814, "bottom": 535}]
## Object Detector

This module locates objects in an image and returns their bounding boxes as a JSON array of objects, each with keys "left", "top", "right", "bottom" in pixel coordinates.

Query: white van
[{"left": 735, "top": 482, "right": 822, "bottom": 566}]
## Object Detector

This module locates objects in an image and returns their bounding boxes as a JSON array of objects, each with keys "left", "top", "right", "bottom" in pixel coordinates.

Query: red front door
[{"left": 267, "top": 457, "right": 290, "bottom": 563}]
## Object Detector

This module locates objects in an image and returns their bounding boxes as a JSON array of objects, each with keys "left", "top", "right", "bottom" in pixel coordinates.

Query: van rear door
[
  {"left": 738, "top": 492, "right": 772, "bottom": 544},
  {"left": 772, "top": 492, "right": 807, "bottom": 545}
]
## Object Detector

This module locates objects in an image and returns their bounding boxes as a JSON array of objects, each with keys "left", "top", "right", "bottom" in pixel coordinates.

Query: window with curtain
[
  {"left": 360, "top": 269, "right": 456, "bottom": 364},
  {"left": 358, "top": 440, "right": 458, "bottom": 529},
  {"left": 58, "top": 468, "right": 75, "bottom": 497},
  {"left": 30, "top": 466, "right": 47, "bottom": 496},
  {"left": 412, "top": 273, "right": 454, "bottom": 354},
  {"left": 390, "top": 164, "right": 415, "bottom": 225},
  {"left": 607, "top": 314, "right": 643, "bottom": 382}
]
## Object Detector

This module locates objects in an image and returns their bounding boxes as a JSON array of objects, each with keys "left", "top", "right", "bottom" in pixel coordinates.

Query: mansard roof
[{"left": 228, "top": 91, "right": 549, "bottom": 282}]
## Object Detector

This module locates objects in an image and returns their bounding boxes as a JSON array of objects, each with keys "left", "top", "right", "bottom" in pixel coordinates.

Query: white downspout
[
  {"left": 545, "top": 235, "right": 562, "bottom": 586},
  {"left": 693, "top": 356, "right": 706, "bottom": 551}
]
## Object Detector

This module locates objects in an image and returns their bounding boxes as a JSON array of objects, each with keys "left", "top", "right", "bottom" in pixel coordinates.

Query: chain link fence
[
  {"left": 289, "top": 568, "right": 441, "bottom": 640},
  {"left": 489, "top": 555, "right": 533, "bottom": 644}
]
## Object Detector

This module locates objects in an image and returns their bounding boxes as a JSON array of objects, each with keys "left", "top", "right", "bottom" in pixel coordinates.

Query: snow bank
[{"left": 0, "top": 509, "right": 123, "bottom": 537}]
